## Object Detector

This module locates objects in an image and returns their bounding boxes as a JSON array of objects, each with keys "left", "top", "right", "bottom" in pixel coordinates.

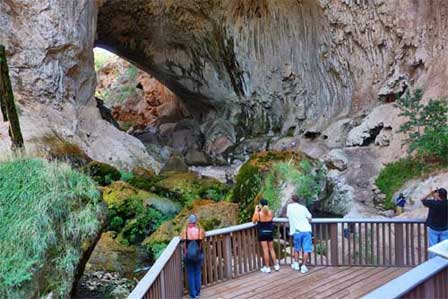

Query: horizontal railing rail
[{"left": 129, "top": 218, "right": 428, "bottom": 299}]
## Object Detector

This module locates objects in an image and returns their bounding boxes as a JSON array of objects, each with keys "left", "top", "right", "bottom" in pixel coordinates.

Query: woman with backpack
[
  {"left": 252, "top": 198, "right": 280, "bottom": 273},
  {"left": 181, "top": 214, "right": 205, "bottom": 299}
]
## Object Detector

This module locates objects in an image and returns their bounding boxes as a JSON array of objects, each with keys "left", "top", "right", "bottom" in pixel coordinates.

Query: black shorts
[{"left": 258, "top": 235, "right": 273, "bottom": 242}]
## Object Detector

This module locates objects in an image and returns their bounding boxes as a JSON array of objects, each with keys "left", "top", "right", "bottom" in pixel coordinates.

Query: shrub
[
  {"left": 0, "top": 157, "right": 104, "bottom": 299},
  {"left": 375, "top": 157, "right": 446, "bottom": 209},
  {"left": 397, "top": 89, "right": 448, "bottom": 162}
]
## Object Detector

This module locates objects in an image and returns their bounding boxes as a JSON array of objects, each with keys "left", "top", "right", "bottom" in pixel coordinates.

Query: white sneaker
[
  {"left": 261, "top": 266, "right": 272, "bottom": 273},
  {"left": 291, "top": 262, "right": 300, "bottom": 271},
  {"left": 274, "top": 264, "right": 280, "bottom": 271},
  {"left": 300, "top": 264, "right": 309, "bottom": 273}
]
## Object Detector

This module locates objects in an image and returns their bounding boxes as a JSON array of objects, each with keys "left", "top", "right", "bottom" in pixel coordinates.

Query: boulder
[{"left": 85, "top": 232, "right": 140, "bottom": 278}]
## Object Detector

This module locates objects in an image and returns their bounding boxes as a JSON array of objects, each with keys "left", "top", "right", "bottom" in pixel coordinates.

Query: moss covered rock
[
  {"left": 231, "top": 151, "right": 322, "bottom": 221},
  {"left": 102, "top": 181, "right": 180, "bottom": 247},
  {"left": 0, "top": 157, "right": 106, "bottom": 299},
  {"left": 153, "top": 171, "right": 229, "bottom": 204},
  {"left": 85, "top": 232, "right": 141, "bottom": 278},
  {"left": 143, "top": 199, "right": 239, "bottom": 252}
]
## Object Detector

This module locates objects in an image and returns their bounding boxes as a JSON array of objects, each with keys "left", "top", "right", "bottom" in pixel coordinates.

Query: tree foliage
[{"left": 396, "top": 89, "right": 448, "bottom": 162}]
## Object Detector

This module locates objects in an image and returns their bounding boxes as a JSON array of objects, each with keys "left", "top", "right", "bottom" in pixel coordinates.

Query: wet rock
[
  {"left": 185, "top": 149, "right": 210, "bottom": 166},
  {"left": 323, "top": 149, "right": 349, "bottom": 171},
  {"left": 161, "top": 154, "right": 189, "bottom": 173},
  {"left": 85, "top": 232, "right": 141, "bottom": 278}
]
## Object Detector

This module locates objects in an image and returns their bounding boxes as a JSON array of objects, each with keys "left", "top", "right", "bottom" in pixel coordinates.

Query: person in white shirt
[{"left": 286, "top": 195, "right": 312, "bottom": 273}]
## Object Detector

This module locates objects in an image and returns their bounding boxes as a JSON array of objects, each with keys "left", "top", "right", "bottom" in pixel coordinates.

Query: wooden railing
[
  {"left": 128, "top": 218, "right": 428, "bottom": 299},
  {"left": 363, "top": 256, "right": 448, "bottom": 299},
  {"left": 128, "top": 237, "right": 183, "bottom": 299}
]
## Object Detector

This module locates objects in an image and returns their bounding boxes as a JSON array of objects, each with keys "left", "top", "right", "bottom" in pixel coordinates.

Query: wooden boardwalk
[{"left": 192, "top": 266, "right": 410, "bottom": 299}]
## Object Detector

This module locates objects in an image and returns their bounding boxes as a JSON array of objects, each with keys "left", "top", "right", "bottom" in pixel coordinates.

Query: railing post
[
  {"left": 395, "top": 223, "right": 404, "bottom": 266},
  {"left": 223, "top": 234, "right": 233, "bottom": 279},
  {"left": 330, "top": 223, "right": 339, "bottom": 266}
]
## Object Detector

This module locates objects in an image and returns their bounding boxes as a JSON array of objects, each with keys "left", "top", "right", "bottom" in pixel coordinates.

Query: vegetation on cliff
[
  {"left": 0, "top": 157, "right": 105, "bottom": 299},
  {"left": 376, "top": 90, "right": 448, "bottom": 209}
]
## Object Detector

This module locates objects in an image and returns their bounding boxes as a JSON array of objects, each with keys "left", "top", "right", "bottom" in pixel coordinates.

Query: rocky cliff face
[{"left": 97, "top": 0, "right": 448, "bottom": 139}]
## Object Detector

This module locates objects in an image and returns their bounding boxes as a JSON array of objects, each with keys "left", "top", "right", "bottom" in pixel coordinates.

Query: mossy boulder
[
  {"left": 0, "top": 157, "right": 106, "bottom": 299},
  {"left": 102, "top": 181, "right": 180, "bottom": 246},
  {"left": 231, "top": 151, "right": 323, "bottom": 221},
  {"left": 102, "top": 181, "right": 180, "bottom": 217},
  {"left": 83, "top": 161, "right": 121, "bottom": 186},
  {"left": 153, "top": 171, "right": 230, "bottom": 204},
  {"left": 85, "top": 232, "right": 142, "bottom": 278},
  {"left": 143, "top": 199, "right": 239, "bottom": 254}
]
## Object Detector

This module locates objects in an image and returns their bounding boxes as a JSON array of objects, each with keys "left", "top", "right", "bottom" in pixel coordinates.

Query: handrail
[
  {"left": 362, "top": 256, "right": 448, "bottom": 299},
  {"left": 206, "top": 222, "right": 255, "bottom": 237},
  {"left": 277, "top": 217, "right": 426, "bottom": 223},
  {"left": 128, "top": 237, "right": 181, "bottom": 299},
  {"left": 205, "top": 218, "right": 426, "bottom": 237}
]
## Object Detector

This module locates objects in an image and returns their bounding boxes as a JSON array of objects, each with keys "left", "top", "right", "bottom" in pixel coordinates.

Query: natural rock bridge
[{"left": 127, "top": 218, "right": 448, "bottom": 299}]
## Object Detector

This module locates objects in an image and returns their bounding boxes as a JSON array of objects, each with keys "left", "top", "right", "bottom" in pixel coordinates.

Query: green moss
[
  {"left": 375, "top": 157, "right": 448, "bottom": 209},
  {"left": 102, "top": 182, "right": 178, "bottom": 245},
  {"left": 0, "top": 157, "right": 105, "bottom": 299},
  {"left": 231, "top": 151, "right": 313, "bottom": 222},
  {"left": 83, "top": 161, "right": 121, "bottom": 186}
]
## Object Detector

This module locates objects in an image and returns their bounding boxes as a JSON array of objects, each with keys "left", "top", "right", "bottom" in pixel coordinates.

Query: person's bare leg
[
  {"left": 294, "top": 250, "right": 300, "bottom": 263},
  {"left": 268, "top": 241, "right": 280, "bottom": 270},
  {"left": 268, "top": 241, "right": 277, "bottom": 264},
  {"left": 260, "top": 241, "right": 270, "bottom": 268},
  {"left": 303, "top": 253, "right": 309, "bottom": 265}
]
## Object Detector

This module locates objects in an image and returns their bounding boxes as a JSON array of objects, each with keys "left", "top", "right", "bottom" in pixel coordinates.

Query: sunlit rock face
[{"left": 97, "top": 0, "right": 448, "bottom": 139}]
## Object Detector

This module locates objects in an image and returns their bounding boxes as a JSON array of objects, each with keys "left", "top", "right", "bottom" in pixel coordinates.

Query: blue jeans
[
  {"left": 428, "top": 228, "right": 448, "bottom": 258},
  {"left": 186, "top": 260, "right": 202, "bottom": 298}
]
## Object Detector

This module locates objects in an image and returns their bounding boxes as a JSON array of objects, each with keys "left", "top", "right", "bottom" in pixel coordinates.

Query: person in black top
[{"left": 421, "top": 187, "right": 448, "bottom": 257}]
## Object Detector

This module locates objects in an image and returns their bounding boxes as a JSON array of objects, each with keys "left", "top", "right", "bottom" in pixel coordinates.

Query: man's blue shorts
[{"left": 293, "top": 232, "right": 313, "bottom": 253}]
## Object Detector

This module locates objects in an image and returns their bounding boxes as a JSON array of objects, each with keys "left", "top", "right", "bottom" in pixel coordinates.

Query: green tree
[{"left": 396, "top": 89, "right": 448, "bottom": 162}]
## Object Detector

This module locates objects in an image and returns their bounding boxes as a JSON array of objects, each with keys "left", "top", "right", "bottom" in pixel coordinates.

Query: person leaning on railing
[
  {"left": 252, "top": 198, "right": 280, "bottom": 273},
  {"left": 180, "top": 215, "right": 206, "bottom": 299},
  {"left": 421, "top": 187, "right": 448, "bottom": 257},
  {"left": 287, "top": 195, "right": 313, "bottom": 273}
]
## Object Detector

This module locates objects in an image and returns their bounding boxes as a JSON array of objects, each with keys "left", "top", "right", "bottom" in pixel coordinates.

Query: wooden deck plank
[
  {"left": 193, "top": 266, "right": 410, "bottom": 299},
  {"left": 206, "top": 267, "right": 324, "bottom": 298},
  {"left": 246, "top": 267, "right": 353, "bottom": 299},
  {"left": 331, "top": 267, "right": 410, "bottom": 299},
  {"left": 310, "top": 268, "right": 393, "bottom": 299}
]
